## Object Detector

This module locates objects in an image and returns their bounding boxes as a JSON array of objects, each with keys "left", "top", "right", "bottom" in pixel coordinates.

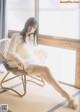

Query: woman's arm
[{"left": 7, "top": 33, "right": 23, "bottom": 64}]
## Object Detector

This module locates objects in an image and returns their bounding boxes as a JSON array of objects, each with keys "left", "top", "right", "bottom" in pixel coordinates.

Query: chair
[{"left": 0, "top": 38, "right": 45, "bottom": 97}]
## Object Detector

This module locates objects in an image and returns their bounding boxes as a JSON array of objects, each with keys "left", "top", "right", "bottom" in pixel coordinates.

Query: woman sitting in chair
[{"left": 6, "top": 17, "right": 77, "bottom": 109}]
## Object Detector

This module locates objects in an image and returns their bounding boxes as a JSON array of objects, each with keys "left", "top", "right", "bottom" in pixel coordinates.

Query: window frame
[{"left": 35, "top": 0, "right": 80, "bottom": 88}]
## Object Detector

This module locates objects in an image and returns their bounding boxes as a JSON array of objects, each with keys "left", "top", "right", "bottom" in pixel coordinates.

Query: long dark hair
[{"left": 20, "top": 17, "right": 38, "bottom": 45}]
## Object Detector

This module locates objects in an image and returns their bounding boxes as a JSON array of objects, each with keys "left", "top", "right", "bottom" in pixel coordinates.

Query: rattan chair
[{"left": 0, "top": 38, "right": 45, "bottom": 97}]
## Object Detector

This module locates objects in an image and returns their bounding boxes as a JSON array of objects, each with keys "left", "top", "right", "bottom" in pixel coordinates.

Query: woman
[{"left": 6, "top": 17, "right": 77, "bottom": 109}]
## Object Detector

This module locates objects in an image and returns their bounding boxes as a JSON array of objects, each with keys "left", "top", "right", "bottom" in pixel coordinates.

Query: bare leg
[{"left": 29, "top": 65, "right": 77, "bottom": 109}]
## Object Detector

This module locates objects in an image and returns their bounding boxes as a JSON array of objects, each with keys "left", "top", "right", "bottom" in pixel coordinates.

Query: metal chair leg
[
  {"left": 26, "top": 75, "right": 45, "bottom": 87},
  {"left": 1, "top": 72, "right": 26, "bottom": 97},
  {"left": 21, "top": 74, "right": 26, "bottom": 96}
]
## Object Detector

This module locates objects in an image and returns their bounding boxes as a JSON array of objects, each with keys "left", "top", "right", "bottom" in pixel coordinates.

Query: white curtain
[{"left": 0, "top": 0, "right": 7, "bottom": 38}]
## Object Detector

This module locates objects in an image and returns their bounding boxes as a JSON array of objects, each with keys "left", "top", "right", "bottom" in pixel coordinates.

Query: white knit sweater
[
  {"left": 6, "top": 33, "right": 47, "bottom": 70},
  {"left": 6, "top": 33, "right": 37, "bottom": 68}
]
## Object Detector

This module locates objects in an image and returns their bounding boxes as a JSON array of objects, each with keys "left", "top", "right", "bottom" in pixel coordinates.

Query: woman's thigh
[{"left": 27, "top": 64, "right": 47, "bottom": 76}]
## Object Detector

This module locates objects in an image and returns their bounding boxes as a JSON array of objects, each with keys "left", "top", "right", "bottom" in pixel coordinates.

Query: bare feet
[{"left": 68, "top": 99, "right": 78, "bottom": 109}]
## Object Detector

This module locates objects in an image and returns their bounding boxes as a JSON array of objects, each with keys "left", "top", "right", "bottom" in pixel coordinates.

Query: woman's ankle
[{"left": 68, "top": 100, "right": 78, "bottom": 109}]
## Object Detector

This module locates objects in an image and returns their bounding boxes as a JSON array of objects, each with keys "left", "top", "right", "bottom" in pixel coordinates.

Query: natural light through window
[
  {"left": 39, "top": 45, "right": 76, "bottom": 85},
  {"left": 39, "top": 0, "right": 79, "bottom": 39}
]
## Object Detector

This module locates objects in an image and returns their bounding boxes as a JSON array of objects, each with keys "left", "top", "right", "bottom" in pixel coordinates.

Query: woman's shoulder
[
  {"left": 11, "top": 33, "right": 23, "bottom": 42},
  {"left": 11, "top": 33, "right": 22, "bottom": 38}
]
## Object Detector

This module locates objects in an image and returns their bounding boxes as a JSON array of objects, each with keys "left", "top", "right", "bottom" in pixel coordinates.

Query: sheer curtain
[
  {"left": 7, "top": 0, "right": 35, "bottom": 31},
  {"left": 0, "top": 0, "right": 7, "bottom": 38}
]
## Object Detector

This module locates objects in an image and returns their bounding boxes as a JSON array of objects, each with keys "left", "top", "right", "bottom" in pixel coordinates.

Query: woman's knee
[
  {"left": 33, "top": 65, "right": 50, "bottom": 75},
  {"left": 42, "top": 66, "right": 50, "bottom": 74}
]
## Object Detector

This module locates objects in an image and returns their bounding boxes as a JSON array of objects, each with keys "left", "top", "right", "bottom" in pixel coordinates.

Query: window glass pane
[
  {"left": 39, "top": 45, "right": 76, "bottom": 85},
  {"left": 39, "top": 0, "right": 80, "bottom": 39},
  {"left": 7, "top": 0, "right": 35, "bottom": 31}
]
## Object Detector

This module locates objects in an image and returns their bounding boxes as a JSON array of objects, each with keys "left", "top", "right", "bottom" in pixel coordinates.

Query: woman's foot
[{"left": 68, "top": 99, "right": 78, "bottom": 109}]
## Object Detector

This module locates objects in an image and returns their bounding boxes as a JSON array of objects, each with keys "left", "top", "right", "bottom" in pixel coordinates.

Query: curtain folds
[{"left": 0, "top": 0, "right": 7, "bottom": 38}]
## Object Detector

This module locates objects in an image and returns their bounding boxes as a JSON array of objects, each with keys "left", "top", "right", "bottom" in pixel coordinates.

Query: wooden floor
[{"left": 0, "top": 73, "right": 80, "bottom": 112}]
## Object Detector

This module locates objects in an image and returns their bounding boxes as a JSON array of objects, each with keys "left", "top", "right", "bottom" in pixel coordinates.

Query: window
[
  {"left": 7, "top": 0, "right": 35, "bottom": 31},
  {"left": 38, "top": 0, "right": 80, "bottom": 87},
  {"left": 39, "top": 0, "right": 80, "bottom": 39}
]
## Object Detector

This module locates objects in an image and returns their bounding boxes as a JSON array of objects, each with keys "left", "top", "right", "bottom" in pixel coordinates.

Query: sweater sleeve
[{"left": 6, "top": 33, "right": 23, "bottom": 63}]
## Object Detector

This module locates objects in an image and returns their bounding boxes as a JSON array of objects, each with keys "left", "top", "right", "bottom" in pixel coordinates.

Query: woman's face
[{"left": 27, "top": 25, "right": 37, "bottom": 35}]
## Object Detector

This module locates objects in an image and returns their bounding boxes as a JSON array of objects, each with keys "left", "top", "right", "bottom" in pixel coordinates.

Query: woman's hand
[{"left": 18, "top": 59, "right": 26, "bottom": 70}]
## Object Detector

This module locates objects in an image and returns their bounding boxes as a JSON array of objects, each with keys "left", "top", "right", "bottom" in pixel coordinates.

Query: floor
[{"left": 0, "top": 72, "right": 80, "bottom": 112}]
